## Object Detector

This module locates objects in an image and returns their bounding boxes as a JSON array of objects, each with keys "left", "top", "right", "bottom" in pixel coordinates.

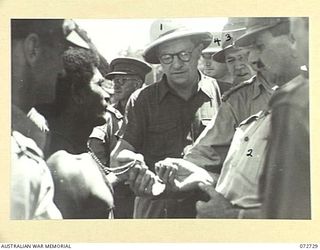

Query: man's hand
[
  {"left": 115, "top": 149, "right": 165, "bottom": 196},
  {"left": 155, "top": 158, "right": 213, "bottom": 192},
  {"left": 113, "top": 149, "right": 145, "bottom": 182},
  {"left": 196, "top": 183, "right": 240, "bottom": 218}
]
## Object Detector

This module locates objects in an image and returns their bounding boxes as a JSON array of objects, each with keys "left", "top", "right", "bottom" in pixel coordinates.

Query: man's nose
[
  {"left": 248, "top": 49, "right": 261, "bottom": 70},
  {"left": 114, "top": 80, "right": 123, "bottom": 89},
  {"left": 171, "top": 55, "right": 184, "bottom": 68},
  {"left": 234, "top": 59, "right": 243, "bottom": 69},
  {"left": 205, "top": 60, "right": 212, "bottom": 67}
]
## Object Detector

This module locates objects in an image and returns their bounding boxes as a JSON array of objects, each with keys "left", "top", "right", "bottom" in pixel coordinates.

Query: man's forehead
[
  {"left": 225, "top": 48, "right": 249, "bottom": 58},
  {"left": 202, "top": 53, "right": 213, "bottom": 59},
  {"left": 91, "top": 67, "right": 104, "bottom": 82}
]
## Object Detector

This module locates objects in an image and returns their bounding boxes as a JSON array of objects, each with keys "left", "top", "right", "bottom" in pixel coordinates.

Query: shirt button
[{"left": 244, "top": 136, "right": 249, "bottom": 142}]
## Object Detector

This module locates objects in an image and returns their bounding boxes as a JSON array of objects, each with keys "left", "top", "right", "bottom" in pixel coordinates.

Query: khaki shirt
[
  {"left": 11, "top": 130, "right": 62, "bottom": 219},
  {"left": 184, "top": 73, "right": 275, "bottom": 173},
  {"left": 88, "top": 104, "right": 123, "bottom": 165},
  {"left": 215, "top": 111, "right": 271, "bottom": 208},
  {"left": 261, "top": 74, "right": 310, "bottom": 219}
]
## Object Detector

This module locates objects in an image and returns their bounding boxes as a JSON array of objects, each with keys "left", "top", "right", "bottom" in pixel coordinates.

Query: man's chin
[
  {"left": 236, "top": 74, "right": 251, "bottom": 83},
  {"left": 169, "top": 76, "right": 189, "bottom": 86}
]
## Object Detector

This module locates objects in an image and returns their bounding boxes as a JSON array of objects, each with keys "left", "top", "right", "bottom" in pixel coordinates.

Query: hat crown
[
  {"left": 149, "top": 19, "right": 187, "bottom": 43},
  {"left": 223, "top": 17, "right": 247, "bottom": 33},
  {"left": 221, "top": 18, "right": 247, "bottom": 48},
  {"left": 144, "top": 19, "right": 212, "bottom": 64},
  {"left": 246, "top": 17, "right": 287, "bottom": 31}
]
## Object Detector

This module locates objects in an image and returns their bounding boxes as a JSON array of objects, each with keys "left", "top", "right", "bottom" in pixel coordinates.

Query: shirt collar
[
  {"left": 278, "top": 73, "right": 306, "bottom": 90},
  {"left": 158, "top": 71, "right": 215, "bottom": 103},
  {"left": 197, "top": 71, "right": 218, "bottom": 99},
  {"left": 252, "top": 72, "right": 277, "bottom": 100}
]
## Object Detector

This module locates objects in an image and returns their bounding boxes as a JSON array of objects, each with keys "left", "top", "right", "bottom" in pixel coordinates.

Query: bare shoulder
[{"left": 47, "top": 151, "right": 88, "bottom": 178}]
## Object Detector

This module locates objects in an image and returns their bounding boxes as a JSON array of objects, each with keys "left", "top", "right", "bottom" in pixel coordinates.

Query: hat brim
[
  {"left": 202, "top": 47, "right": 221, "bottom": 54},
  {"left": 211, "top": 45, "right": 242, "bottom": 63},
  {"left": 105, "top": 71, "right": 135, "bottom": 80},
  {"left": 143, "top": 30, "right": 213, "bottom": 64},
  {"left": 235, "top": 24, "right": 278, "bottom": 47}
]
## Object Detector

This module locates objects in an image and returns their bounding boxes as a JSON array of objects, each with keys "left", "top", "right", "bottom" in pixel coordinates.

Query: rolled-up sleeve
[
  {"left": 121, "top": 91, "right": 145, "bottom": 151},
  {"left": 184, "top": 101, "right": 239, "bottom": 173}
]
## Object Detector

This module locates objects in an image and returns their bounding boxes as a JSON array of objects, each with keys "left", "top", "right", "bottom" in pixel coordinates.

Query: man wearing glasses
[
  {"left": 88, "top": 57, "right": 152, "bottom": 218},
  {"left": 111, "top": 19, "right": 221, "bottom": 218}
]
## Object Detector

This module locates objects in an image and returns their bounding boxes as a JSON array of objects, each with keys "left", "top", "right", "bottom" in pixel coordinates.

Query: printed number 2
[{"left": 246, "top": 149, "right": 253, "bottom": 157}]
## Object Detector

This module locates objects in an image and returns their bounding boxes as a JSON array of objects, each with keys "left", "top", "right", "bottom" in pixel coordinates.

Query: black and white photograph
[{"left": 10, "top": 16, "right": 310, "bottom": 222}]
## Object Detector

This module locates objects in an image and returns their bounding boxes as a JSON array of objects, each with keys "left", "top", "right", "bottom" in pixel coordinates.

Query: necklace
[{"left": 87, "top": 142, "right": 137, "bottom": 176}]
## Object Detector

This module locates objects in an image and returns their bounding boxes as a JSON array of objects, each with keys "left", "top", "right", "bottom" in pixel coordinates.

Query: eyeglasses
[
  {"left": 159, "top": 47, "right": 196, "bottom": 64},
  {"left": 113, "top": 77, "right": 140, "bottom": 87}
]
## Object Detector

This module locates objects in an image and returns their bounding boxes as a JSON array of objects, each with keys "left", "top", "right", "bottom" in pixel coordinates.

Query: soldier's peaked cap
[{"left": 105, "top": 57, "right": 152, "bottom": 81}]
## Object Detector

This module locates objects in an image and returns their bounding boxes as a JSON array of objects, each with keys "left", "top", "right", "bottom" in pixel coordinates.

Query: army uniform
[
  {"left": 88, "top": 104, "right": 124, "bottom": 165},
  {"left": 11, "top": 125, "right": 62, "bottom": 219},
  {"left": 184, "top": 73, "right": 276, "bottom": 173},
  {"left": 260, "top": 74, "right": 310, "bottom": 219},
  {"left": 88, "top": 103, "right": 136, "bottom": 218}
]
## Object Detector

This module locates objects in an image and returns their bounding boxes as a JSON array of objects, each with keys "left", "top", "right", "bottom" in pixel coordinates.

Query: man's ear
[
  {"left": 71, "top": 83, "right": 84, "bottom": 105},
  {"left": 288, "top": 34, "right": 299, "bottom": 59},
  {"left": 196, "top": 43, "right": 205, "bottom": 59},
  {"left": 135, "top": 79, "right": 143, "bottom": 89},
  {"left": 197, "top": 43, "right": 205, "bottom": 51},
  {"left": 23, "top": 33, "right": 41, "bottom": 67}
]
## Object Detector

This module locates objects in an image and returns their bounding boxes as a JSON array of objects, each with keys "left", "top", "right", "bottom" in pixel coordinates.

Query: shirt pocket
[{"left": 146, "top": 120, "right": 179, "bottom": 158}]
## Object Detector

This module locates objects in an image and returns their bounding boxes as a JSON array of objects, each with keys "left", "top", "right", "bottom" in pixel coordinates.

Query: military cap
[
  {"left": 105, "top": 57, "right": 152, "bottom": 82},
  {"left": 202, "top": 47, "right": 221, "bottom": 55},
  {"left": 143, "top": 19, "right": 213, "bottom": 64},
  {"left": 202, "top": 32, "right": 222, "bottom": 57},
  {"left": 212, "top": 17, "right": 247, "bottom": 63},
  {"left": 235, "top": 17, "right": 289, "bottom": 47}
]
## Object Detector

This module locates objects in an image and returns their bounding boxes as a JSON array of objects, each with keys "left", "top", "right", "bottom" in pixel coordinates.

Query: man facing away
[{"left": 11, "top": 19, "right": 67, "bottom": 219}]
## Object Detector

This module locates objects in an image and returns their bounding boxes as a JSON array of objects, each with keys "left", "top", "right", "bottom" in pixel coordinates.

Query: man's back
[{"left": 11, "top": 131, "right": 62, "bottom": 219}]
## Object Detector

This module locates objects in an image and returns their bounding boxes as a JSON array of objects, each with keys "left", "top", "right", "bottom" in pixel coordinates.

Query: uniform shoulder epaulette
[
  {"left": 238, "top": 110, "right": 267, "bottom": 127},
  {"left": 221, "top": 75, "right": 256, "bottom": 102},
  {"left": 12, "top": 131, "right": 43, "bottom": 163},
  {"left": 106, "top": 105, "right": 123, "bottom": 120}
]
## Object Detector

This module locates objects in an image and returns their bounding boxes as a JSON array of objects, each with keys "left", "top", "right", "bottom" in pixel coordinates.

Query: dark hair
[
  {"left": 11, "top": 19, "right": 65, "bottom": 46},
  {"left": 54, "top": 47, "right": 99, "bottom": 114}
]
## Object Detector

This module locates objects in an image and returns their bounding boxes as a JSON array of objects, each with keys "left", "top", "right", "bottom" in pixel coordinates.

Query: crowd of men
[{"left": 11, "top": 17, "right": 310, "bottom": 220}]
